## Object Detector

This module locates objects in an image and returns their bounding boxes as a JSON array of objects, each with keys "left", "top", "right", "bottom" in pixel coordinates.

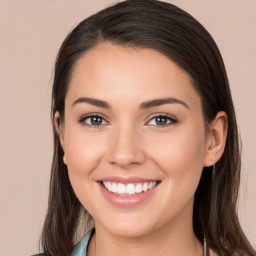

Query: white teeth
[
  {"left": 149, "top": 181, "right": 156, "bottom": 189},
  {"left": 102, "top": 181, "right": 157, "bottom": 196},
  {"left": 112, "top": 182, "right": 118, "bottom": 193},
  {"left": 103, "top": 181, "right": 108, "bottom": 189},
  {"left": 135, "top": 183, "right": 143, "bottom": 193},
  {"left": 117, "top": 183, "right": 126, "bottom": 194},
  {"left": 126, "top": 184, "right": 135, "bottom": 195},
  {"left": 142, "top": 183, "right": 148, "bottom": 192}
]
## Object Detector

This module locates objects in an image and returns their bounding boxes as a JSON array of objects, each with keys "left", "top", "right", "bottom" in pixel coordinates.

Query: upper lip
[{"left": 97, "top": 176, "right": 159, "bottom": 184}]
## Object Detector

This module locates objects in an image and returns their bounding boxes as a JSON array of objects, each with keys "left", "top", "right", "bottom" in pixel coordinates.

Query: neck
[{"left": 88, "top": 217, "right": 203, "bottom": 256}]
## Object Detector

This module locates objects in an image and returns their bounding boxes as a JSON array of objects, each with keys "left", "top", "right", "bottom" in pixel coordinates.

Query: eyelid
[
  {"left": 78, "top": 113, "right": 109, "bottom": 127},
  {"left": 78, "top": 112, "right": 178, "bottom": 128},
  {"left": 145, "top": 113, "right": 178, "bottom": 127}
]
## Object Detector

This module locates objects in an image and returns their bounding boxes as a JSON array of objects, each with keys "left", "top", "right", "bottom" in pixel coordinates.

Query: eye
[
  {"left": 147, "top": 114, "right": 177, "bottom": 127},
  {"left": 79, "top": 114, "right": 108, "bottom": 127}
]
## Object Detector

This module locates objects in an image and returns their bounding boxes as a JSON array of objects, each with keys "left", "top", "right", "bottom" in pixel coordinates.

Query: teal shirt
[
  {"left": 34, "top": 229, "right": 95, "bottom": 256},
  {"left": 71, "top": 229, "right": 95, "bottom": 256}
]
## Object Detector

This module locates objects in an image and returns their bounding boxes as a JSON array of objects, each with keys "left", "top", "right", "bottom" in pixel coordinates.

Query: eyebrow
[
  {"left": 139, "top": 98, "right": 189, "bottom": 110},
  {"left": 72, "top": 97, "right": 189, "bottom": 110},
  {"left": 72, "top": 97, "right": 111, "bottom": 108}
]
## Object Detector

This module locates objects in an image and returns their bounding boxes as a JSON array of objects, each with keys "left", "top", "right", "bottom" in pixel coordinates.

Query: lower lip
[{"left": 98, "top": 182, "right": 159, "bottom": 207}]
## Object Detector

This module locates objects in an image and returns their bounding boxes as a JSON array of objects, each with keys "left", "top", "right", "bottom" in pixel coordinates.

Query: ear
[
  {"left": 54, "top": 111, "right": 65, "bottom": 150},
  {"left": 204, "top": 111, "right": 228, "bottom": 167}
]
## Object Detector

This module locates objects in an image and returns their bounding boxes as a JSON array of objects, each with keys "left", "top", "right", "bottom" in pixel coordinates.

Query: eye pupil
[
  {"left": 91, "top": 116, "right": 102, "bottom": 125},
  {"left": 156, "top": 116, "right": 168, "bottom": 125}
]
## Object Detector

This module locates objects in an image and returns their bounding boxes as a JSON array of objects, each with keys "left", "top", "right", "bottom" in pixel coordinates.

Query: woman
[{"left": 37, "top": 0, "right": 256, "bottom": 255}]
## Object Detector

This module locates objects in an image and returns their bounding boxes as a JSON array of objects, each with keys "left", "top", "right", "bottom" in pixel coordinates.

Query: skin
[{"left": 56, "top": 43, "right": 227, "bottom": 256}]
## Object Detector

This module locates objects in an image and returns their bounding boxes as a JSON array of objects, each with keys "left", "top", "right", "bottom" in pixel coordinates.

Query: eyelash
[
  {"left": 79, "top": 113, "right": 108, "bottom": 129},
  {"left": 147, "top": 113, "right": 178, "bottom": 128},
  {"left": 78, "top": 113, "right": 178, "bottom": 128}
]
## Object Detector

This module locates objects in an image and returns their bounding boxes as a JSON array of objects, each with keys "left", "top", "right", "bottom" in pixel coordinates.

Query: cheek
[
  {"left": 63, "top": 129, "right": 107, "bottom": 215},
  {"left": 63, "top": 128, "right": 107, "bottom": 208},
  {"left": 64, "top": 127, "right": 106, "bottom": 176},
  {"left": 145, "top": 126, "right": 206, "bottom": 217},
  {"left": 148, "top": 125, "right": 206, "bottom": 186}
]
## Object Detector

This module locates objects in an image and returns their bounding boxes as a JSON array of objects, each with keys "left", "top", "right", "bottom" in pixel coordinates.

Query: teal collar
[{"left": 71, "top": 229, "right": 95, "bottom": 256}]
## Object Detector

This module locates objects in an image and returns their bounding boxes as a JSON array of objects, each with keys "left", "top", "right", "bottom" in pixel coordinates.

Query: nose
[{"left": 107, "top": 124, "right": 146, "bottom": 169}]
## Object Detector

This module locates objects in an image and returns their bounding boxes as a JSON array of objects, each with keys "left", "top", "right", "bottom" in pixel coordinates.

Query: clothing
[
  {"left": 33, "top": 229, "right": 215, "bottom": 255},
  {"left": 71, "top": 229, "right": 95, "bottom": 256},
  {"left": 33, "top": 229, "right": 95, "bottom": 256}
]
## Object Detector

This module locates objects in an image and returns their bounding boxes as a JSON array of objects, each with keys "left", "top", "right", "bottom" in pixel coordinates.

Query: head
[{"left": 41, "top": 1, "right": 254, "bottom": 255}]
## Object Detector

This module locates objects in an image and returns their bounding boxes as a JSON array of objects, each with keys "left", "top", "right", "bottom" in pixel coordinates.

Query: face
[{"left": 58, "top": 44, "right": 211, "bottom": 238}]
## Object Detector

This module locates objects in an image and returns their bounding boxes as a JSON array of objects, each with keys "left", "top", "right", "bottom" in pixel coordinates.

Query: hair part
[{"left": 41, "top": 1, "right": 255, "bottom": 255}]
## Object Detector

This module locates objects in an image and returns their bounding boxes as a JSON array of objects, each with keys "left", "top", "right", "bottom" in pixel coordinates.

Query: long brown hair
[{"left": 41, "top": 1, "right": 256, "bottom": 255}]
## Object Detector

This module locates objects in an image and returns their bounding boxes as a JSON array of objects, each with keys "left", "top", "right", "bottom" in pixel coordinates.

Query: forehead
[{"left": 66, "top": 43, "right": 201, "bottom": 111}]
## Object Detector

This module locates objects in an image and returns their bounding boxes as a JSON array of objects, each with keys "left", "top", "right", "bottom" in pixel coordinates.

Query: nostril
[{"left": 106, "top": 138, "right": 147, "bottom": 167}]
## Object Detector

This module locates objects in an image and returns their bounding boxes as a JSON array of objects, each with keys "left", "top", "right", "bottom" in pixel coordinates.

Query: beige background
[{"left": 0, "top": 1, "right": 255, "bottom": 255}]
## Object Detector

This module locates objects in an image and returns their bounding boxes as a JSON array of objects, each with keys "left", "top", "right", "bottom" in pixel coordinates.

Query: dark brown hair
[{"left": 41, "top": 0, "right": 256, "bottom": 255}]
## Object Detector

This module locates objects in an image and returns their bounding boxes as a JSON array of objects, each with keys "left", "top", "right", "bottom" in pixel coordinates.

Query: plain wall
[{"left": 0, "top": 1, "right": 255, "bottom": 255}]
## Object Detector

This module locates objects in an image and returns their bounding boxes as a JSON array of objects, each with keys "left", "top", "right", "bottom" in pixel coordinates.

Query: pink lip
[
  {"left": 98, "top": 179, "right": 160, "bottom": 207},
  {"left": 98, "top": 176, "right": 157, "bottom": 184}
]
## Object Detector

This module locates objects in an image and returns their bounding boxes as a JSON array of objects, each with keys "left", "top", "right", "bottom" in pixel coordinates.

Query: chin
[{"left": 96, "top": 213, "right": 159, "bottom": 238}]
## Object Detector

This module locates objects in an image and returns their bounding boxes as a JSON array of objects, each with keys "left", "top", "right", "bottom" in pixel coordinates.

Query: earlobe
[
  {"left": 204, "top": 111, "right": 228, "bottom": 167},
  {"left": 54, "top": 111, "right": 65, "bottom": 150}
]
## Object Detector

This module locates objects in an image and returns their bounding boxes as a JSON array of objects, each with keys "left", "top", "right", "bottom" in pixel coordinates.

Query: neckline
[
  {"left": 71, "top": 229, "right": 209, "bottom": 256},
  {"left": 71, "top": 228, "right": 95, "bottom": 256}
]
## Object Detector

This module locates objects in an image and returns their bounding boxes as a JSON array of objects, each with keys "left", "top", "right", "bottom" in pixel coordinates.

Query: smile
[
  {"left": 102, "top": 181, "right": 157, "bottom": 196},
  {"left": 98, "top": 177, "right": 160, "bottom": 207}
]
